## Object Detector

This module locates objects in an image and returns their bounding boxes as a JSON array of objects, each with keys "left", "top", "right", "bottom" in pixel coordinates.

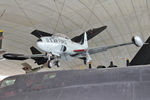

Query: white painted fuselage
[{"left": 36, "top": 36, "right": 87, "bottom": 56}]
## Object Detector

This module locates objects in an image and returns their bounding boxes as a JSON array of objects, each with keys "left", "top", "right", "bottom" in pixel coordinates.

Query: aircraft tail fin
[
  {"left": 30, "top": 46, "right": 42, "bottom": 54},
  {"left": 129, "top": 36, "right": 150, "bottom": 66},
  {"left": 82, "top": 32, "right": 88, "bottom": 48}
]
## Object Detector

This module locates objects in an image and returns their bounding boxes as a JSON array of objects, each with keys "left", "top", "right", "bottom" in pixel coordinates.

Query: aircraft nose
[
  {"left": 36, "top": 38, "right": 43, "bottom": 47},
  {"left": 36, "top": 41, "right": 43, "bottom": 48},
  {"left": 37, "top": 38, "right": 42, "bottom": 42}
]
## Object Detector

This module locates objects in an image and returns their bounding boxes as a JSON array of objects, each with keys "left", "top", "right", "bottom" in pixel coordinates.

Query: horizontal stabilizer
[
  {"left": 31, "top": 30, "right": 53, "bottom": 38},
  {"left": 71, "top": 26, "right": 107, "bottom": 43},
  {"left": 129, "top": 36, "right": 150, "bottom": 66}
]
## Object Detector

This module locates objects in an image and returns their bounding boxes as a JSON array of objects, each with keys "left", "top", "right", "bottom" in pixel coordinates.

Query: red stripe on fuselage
[{"left": 73, "top": 49, "right": 85, "bottom": 52}]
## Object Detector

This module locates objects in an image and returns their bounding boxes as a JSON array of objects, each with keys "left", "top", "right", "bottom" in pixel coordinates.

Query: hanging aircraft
[{"left": 3, "top": 26, "right": 143, "bottom": 68}]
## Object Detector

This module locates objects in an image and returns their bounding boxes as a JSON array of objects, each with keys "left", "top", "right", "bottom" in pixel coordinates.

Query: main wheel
[
  {"left": 48, "top": 61, "right": 52, "bottom": 68},
  {"left": 54, "top": 60, "right": 60, "bottom": 67},
  {"left": 56, "top": 61, "right": 60, "bottom": 67}
]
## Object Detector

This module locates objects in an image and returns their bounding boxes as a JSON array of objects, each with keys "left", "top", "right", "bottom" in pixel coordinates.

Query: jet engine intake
[{"left": 61, "top": 45, "right": 67, "bottom": 52}]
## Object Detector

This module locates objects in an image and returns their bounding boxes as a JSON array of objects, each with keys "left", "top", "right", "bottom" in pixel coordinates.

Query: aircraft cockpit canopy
[{"left": 0, "top": 79, "right": 16, "bottom": 88}]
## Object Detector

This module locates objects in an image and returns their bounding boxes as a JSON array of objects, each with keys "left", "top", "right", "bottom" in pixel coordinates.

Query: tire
[
  {"left": 48, "top": 61, "right": 52, "bottom": 68},
  {"left": 54, "top": 60, "right": 60, "bottom": 67},
  {"left": 56, "top": 61, "right": 60, "bottom": 67}
]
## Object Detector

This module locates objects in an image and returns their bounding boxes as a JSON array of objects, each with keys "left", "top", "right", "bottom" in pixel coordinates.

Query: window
[
  {"left": 49, "top": 38, "right": 53, "bottom": 42},
  {"left": 54, "top": 39, "right": 58, "bottom": 43},
  {"left": 46, "top": 38, "right": 49, "bottom": 42},
  {"left": 0, "top": 79, "right": 16, "bottom": 88},
  {"left": 43, "top": 73, "right": 56, "bottom": 80}
]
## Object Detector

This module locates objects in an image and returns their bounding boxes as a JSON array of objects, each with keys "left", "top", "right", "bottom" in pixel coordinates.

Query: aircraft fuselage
[{"left": 37, "top": 36, "right": 86, "bottom": 56}]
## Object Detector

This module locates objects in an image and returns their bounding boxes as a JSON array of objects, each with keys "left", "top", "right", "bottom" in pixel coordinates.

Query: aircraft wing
[
  {"left": 31, "top": 30, "right": 53, "bottom": 38},
  {"left": 88, "top": 42, "right": 133, "bottom": 55},
  {"left": 88, "top": 36, "right": 143, "bottom": 55},
  {"left": 71, "top": 26, "right": 107, "bottom": 43}
]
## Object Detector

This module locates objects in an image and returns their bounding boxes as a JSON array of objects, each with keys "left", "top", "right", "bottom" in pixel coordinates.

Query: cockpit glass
[
  {"left": 43, "top": 73, "right": 56, "bottom": 80},
  {"left": 0, "top": 79, "right": 16, "bottom": 88}
]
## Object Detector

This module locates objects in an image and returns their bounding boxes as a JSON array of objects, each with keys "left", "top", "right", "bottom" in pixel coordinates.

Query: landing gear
[
  {"left": 86, "top": 52, "right": 92, "bottom": 69},
  {"left": 48, "top": 60, "right": 52, "bottom": 68},
  {"left": 47, "top": 60, "right": 60, "bottom": 68},
  {"left": 47, "top": 53, "right": 61, "bottom": 68},
  {"left": 88, "top": 61, "right": 92, "bottom": 69},
  {"left": 54, "top": 60, "right": 60, "bottom": 67},
  {"left": 83, "top": 59, "right": 86, "bottom": 65}
]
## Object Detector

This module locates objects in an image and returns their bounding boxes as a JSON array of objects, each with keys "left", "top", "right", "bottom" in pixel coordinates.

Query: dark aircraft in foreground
[{"left": 1, "top": 65, "right": 150, "bottom": 100}]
